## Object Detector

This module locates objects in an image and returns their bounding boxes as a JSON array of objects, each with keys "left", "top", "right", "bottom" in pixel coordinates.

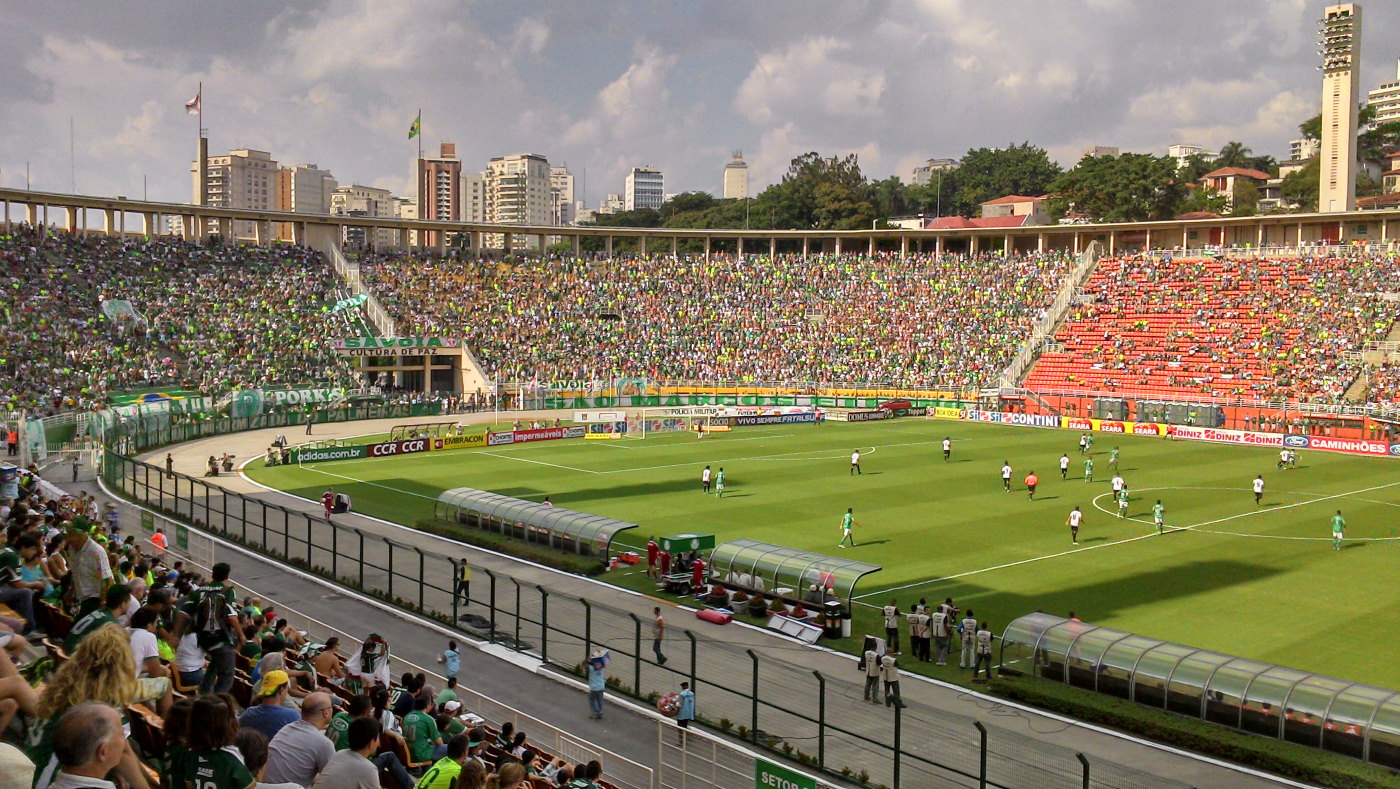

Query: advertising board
[
  {"left": 1166, "top": 425, "right": 1284, "bottom": 447},
  {"left": 733, "top": 413, "right": 818, "bottom": 426},
  {"left": 432, "top": 434, "right": 488, "bottom": 450},
  {"left": 292, "top": 445, "right": 369, "bottom": 464},
  {"left": 366, "top": 438, "right": 432, "bottom": 458}
]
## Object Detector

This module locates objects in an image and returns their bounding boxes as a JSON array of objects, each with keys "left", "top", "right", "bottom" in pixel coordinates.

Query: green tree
[
  {"left": 1213, "top": 141, "right": 1252, "bottom": 169},
  {"left": 1044, "top": 153, "right": 1185, "bottom": 222},
  {"left": 1229, "top": 180, "right": 1260, "bottom": 217},
  {"left": 658, "top": 192, "right": 716, "bottom": 221},
  {"left": 1281, "top": 158, "right": 1319, "bottom": 211},
  {"left": 1177, "top": 153, "right": 1215, "bottom": 184},
  {"left": 1358, "top": 169, "right": 1383, "bottom": 198},
  {"left": 751, "top": 151, "right": 872, "bottom": 229},
  {"left": 868, "top": 176, "right": 909, "bottom": 220},
  {"left": 951, "top": 143, "right": 1060, "bottom": 217},
  {"left": 1299, "top": 113, "right": 1321, "bottom": 142},
  {"left": 588, "top": 208, "right": 661, "bottom": 228},
  {"left": 1178, "top": 185, "right": 1231, "bottom": 216},
  {"left": 1245, "top": 155, "right": 1278, "bottom": 177}
]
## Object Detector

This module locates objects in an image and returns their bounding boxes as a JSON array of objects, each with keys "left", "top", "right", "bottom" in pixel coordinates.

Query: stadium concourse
[{"left": 126, "top": 412, "right": 1299, "bottom": 789}]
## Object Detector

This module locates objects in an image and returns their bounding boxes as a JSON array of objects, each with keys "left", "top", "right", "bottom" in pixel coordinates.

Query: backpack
[{"left": 193, "top": 586, "right": 235, "bottom": 648}]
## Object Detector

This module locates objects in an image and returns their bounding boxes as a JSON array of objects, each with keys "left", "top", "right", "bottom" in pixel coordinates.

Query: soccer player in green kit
[
  {"left": 1153, "top": 500, "right": 1166, "bottom": 534},
  {"left": 838, "top": 508, "right": 857, "bottom": 548},
  {"left": 1117, "top": 486, "right": 1130, "bottom": 518},
  {"left": 715, "top": 468, "right": 726, "bottom": 498},
  {"left": 1332, "top": 510, "right": 1346, "bottom": 550},
  {"left": 1083, "top": 456, "right": 1094, "bottom": 483},
  {"left": 1109, "top": 447, "right": 1120, "bottom": 470}
]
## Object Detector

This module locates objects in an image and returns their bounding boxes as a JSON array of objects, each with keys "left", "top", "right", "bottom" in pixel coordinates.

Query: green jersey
[
  {"left": 1332, "top": 515, "right": 1346, "bottom": 534},
  {"left": 328, "top": 711, "right": 353, "bottom": 750},
  {"left": 1084, "top": 459, "right": 1093, "bottom": 472},
  {"left": 0, "top": 547, "right": 21, "bottom": 586},
  {"left": 64, "top": 607, "right": 117, "bottom": 653},
  {"left": 1117, "top": 490, "right": 1129, "bottom": 505},
  {"left": 1153, "top": 504, "right": 1165, "bottom": 521},
  {"left": 716, "top": 471, "right": 725, "bottom": 486},
  {"left": 402, "top": 709, "right": 441, "bottom": 763},
  {"left": 842, "top": 512, "right": 854, "bottom": 531},
  {"left": 181, "top": 748, "right": 254, "bottom": 789},
  {"left": 415, "top": 756, "right": 463, "bottom": 789},
  {"left": 1110, "top": 450, "right": 1120, "bottom": 463}
]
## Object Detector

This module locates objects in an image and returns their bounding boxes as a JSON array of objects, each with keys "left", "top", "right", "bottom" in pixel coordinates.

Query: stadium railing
[{"left": 99, "top": 420, "right": 1196, "bottom": 789}]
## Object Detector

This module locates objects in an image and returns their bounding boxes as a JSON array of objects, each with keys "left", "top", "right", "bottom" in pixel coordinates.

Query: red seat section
[{"left": 1022, "top": 253, "right": 1400, "bottom": 403}]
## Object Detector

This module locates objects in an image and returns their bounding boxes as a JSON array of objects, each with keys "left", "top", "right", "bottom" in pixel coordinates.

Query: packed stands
[
  {"left": 0, "top": 226, "right": 357, "bottom": 415},
  {"left": 1365, "top": 362, "right": 1400, "bottom": 404},
  {"left": 360, "top": 250, "right": 1075, "bottom": 390},
  {"left": 0, "top": 466, "right": 612, "bottom": 789},
  {"left": 1022, "top": 252, "right": 1400, "bottom": 402}
]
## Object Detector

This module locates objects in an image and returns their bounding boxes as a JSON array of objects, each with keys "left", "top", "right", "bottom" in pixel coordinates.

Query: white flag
[{"left": 185, "top": 92, "right": 201, "bottom": 115}]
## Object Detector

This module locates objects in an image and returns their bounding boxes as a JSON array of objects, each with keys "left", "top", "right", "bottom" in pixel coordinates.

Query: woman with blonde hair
[
  {"left": 28, "top": 623, "right": 150, "bottom": 789},
  {"left": 454, "top": 760, "right": 487, "bottom": 789},
  {"left": 484, "top": 762, "right": 529, "bottom": 789}
]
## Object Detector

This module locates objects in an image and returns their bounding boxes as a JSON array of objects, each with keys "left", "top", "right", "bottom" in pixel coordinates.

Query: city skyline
[{"left": 2, "top": 0, "right": 1399, "bottom": 209}]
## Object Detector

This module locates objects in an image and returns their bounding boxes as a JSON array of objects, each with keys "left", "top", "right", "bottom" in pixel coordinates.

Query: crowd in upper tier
[
  {"left": 0, "top": 227, "right": 357, "bottom": 416},
  {"left": 1023, "top": 251, "right": 1400, "bottom": 404},
  {"left": 359, "top": 250, "right": 1075, "bottom": 391}
]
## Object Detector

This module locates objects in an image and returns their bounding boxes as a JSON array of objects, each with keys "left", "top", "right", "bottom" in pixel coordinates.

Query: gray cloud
[{"left": 0, "top": 0, "right": 1393, "bottom": 207}]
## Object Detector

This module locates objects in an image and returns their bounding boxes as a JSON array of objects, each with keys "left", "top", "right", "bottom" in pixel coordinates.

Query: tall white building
[
  {"left": 1366, "top": 59, "right": 1400, "bottom": 128},
  {"left": 624, "top": 166, "right": 664, "bottom": 211},
  {"left": 1166, "top": 144, "right": 1215, "bottom": 172},
  {"left": 485, "top": 153, "right": 553, "bottom": 225},
  {"left": 723, "top": 151, "right": 749, "bottom": 199},
  {"left": 1319, "top": 3, "right": 1362, "bottom": 213},
  {"left": 909, "top": 158, "right": 958, "bottom": 186},
  {"left": 1289, "top": 138, "right": 1322, "bottom": 161},
  {"left": 597, "top": 194, "right": 625, "bottom": 215},
  {"left": 330, "top": 184, "right": 399, "bottom": 248},
  {"left": 191, "top": 148, "right": 277, "bottom": 237},
  {"left": 550, "top": 165, "right": 576, "bottom": 225},
  {"left": 460, "top": 172, "right": 486, "bottom": 223}
]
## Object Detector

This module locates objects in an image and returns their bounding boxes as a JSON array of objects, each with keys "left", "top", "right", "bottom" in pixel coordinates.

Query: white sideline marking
[
  {"left": 854, "top": 479, "right": 1400, "bottom": 601},
  {"left": 1088, "top": 485, "right": 1400, "bottom": 541},
  {"left": 478, "top": 451, "right": 601, "bottom": 474}
]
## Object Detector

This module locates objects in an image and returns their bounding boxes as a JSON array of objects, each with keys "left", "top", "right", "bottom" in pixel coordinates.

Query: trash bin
[{"left": 822, "top": 600, "right": 844, "bottom": 639}]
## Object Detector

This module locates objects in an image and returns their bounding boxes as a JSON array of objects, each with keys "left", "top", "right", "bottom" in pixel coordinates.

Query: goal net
[
  {"left": 388, "top": 422, "right": 460, "bottom": 441},
  {"left": 624, "top": 410, "right": 715, "bottom": 439}
]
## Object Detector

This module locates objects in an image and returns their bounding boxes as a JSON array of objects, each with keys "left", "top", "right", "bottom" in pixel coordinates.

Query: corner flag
[{"left": 408, "top": 112, "right": 421, "bottom": 140}]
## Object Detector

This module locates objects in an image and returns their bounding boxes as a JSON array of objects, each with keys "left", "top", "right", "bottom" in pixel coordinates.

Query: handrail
[
  {"left": 997, "top": 240, "right": 1103, "bottom": 388},
  {"left": 327, "top": 244, "right": 396, "bottom": 336}
]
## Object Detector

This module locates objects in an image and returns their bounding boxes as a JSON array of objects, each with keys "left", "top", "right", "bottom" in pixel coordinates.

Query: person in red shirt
[
  {"left": 1024, "top": 472, "right": 1039, "bottom": 500},
  {"left": 322, "top": 488, "right": 335, "bottom": 518},
  {"left": 646, "top": 537, "right": 659, "bottom": 579},
  {"left": 659, "top": 550, "right": 671, "bottom": 578},
  {"left": 690, "top": 557, "right": 705, "bottom": 593}
]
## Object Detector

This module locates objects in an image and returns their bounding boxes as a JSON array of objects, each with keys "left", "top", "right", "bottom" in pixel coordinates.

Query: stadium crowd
[
  {"left": 0, "top": 467, "right": 610, "bottom": 789},
  {"left": 359, "top": 250, "right": 1075, "bottom": 390},
  {"left": 1025, "top": 251, "right": 1400, "bottom": 402},
  {"left": 0, "top": 226, "right": 356, "bottom": 416},
  {"left": 1364, "top": 362, "right": 1400, "bottom": 405}
]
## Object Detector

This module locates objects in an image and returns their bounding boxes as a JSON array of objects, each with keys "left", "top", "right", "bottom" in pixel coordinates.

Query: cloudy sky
[{"left": 1, "top": 0, "right": 1396, "bottom": 207}]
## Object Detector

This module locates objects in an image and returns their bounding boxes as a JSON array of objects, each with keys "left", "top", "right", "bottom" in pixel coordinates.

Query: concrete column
[
  {"left": 571, "top": 233, "right": 580, "bottom": 256},
  {"left": 900, "top": 235, "right": 908, "bottom": 256},
  {"left": 704, "top": 235, "right": 711, "bottom": 261},
  {"left": 472, "top": 230, "right": 483, "bottom": 256},
  {"left": 66, "top": 206, "right": 79, "bottom": 233},
  {"left": 2, "top": 200, "right": 9, "bottom": 231},
  {"left": 867, "top": 236, "right": 875, "bottom": 256},
  {"left": 770, "top": 237, "right": 777, "bottom": 258},
  {"left": 1182, "top": 227, "right": 1188, "bottom": 250},
  {"left": 638, "top": 234, "right": 647, "bottom": 256},
  {"left": 253, "top": 221, "right": 263, "bottom": 246},
  {"left": 1003, "top": 235, "right": 1010, "bottom": 256},
  {"left": 400, "top": 227, "right": 410, "bottom": 249},
  {"left": 802, "top": 237, "right": 810, "bottom": 258},
  {"left": 1108, "top": 231, "right": 1116, "bottom": 255},
  {"left": 605, "top": 235, "right": 613, "bottom": 259},
  {"left": 835, "top": 236, "right": 843, "bottom": 255},
  {"left": 1037, "top": 232, "right": 1045, "bottom": 253},
  {"left": 1144, "top": 229, "right": 1151, "bottom": 251},
  {"left": 292, "top": 221, "right": 304, "bottom": 246},
  {"left": 422, "top": 357, "right": 431, "bottom": 395},
  {"left": 969, "top": 235, "right": 978, "bottom": 255},
  {"left": 498, "top": 232, "right": 508, "bottom": 256},
  {"left": 537, "top": 234, "right": 546, "bottom": 253},
  {"left": 671, "top": 236, "right": 678, "bottom": 256},
  {"left": 737, "top": 236, "right": 744, "bottom": 256},
  {"left": 1382, "top": 218, "right": 1388, "bottom": 243},
  {"left": 935, "top": 236, "right": 944, "bottom": 256},
  {"left": 1296, "top": 222, "right": 1304, "bottom": 247},
  {"left": 142, "top": 213, "right": 155, "bottom": 237},
  {"left": 1072, "top": 233, "right": 1080, "bottom": 255},
  {"left": 220, "top": 217, "right": 233, "bottom": 239},
  {"left": 103, "top": 208, "right": 114, "bottom": 235}
]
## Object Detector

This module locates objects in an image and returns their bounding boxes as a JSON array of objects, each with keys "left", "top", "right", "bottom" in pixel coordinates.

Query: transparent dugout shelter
[
  {"left": 706, "top": 538, "right": 881, "bottom": 611},
  {"left": 434, "top": 487, "right": 637, "bottom": 558}
]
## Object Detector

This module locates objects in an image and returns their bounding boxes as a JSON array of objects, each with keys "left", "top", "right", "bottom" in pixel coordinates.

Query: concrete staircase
[{"left": 996, "top": 240, "right": 1104, "bottom": 389}]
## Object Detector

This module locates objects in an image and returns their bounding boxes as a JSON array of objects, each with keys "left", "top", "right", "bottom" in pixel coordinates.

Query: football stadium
[{"left": 7, "top": 4, "right": 1400, "bottom": 789}]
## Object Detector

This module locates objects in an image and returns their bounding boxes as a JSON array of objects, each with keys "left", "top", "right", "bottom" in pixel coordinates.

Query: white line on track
[{"left": 854, "top": 479, "right": 1400, "bottom": 601}]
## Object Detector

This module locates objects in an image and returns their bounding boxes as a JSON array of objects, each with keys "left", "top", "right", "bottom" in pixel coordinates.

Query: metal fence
[{"left": 101, "top": 422, "right": 1196, "bottom": 789}]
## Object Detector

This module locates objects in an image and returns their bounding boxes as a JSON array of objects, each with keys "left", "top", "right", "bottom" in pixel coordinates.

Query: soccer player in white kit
[
  {"left": 1059, "top": 453, "right": 1070, "bottom": 480},
  {"left": 1277, "top": 448, "right": 1289, "bottom": 469},
  {"left": 1067, "top": 506, "right": 1083, "bottom": 544},
  {"left": 1253, "top": 475, "right": 1265, "bottom": 506},
  {"left": 1111, "top": 474, "right": 1124, "bottom": 495},
  {"left": 850, "top": 449, "right": 862, "bottom": 476},
  {"left": 942, "top": 437, "right": 952, "bottom": 462},
  {"left": 1001, "top": 461, "right": 1013, "bottom": 492},
  {"left": 701, "top": 465, "right": 712, "bottom": 493}
]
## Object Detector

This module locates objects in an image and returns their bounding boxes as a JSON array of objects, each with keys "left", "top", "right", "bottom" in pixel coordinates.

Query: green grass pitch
[{"left": 246, "top": 418, "right": 1400, "bottom": 689}]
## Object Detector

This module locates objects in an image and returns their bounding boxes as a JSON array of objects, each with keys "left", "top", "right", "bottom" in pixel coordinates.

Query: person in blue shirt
[
  {"left": 438, "top": 640, "right": 460, "bottom": 682},
  {"left": 587, "top": 649, "right": 608, "bottom": 719},
  {"left": 675, "top": 682, "right": 695, "bottom": 742}
]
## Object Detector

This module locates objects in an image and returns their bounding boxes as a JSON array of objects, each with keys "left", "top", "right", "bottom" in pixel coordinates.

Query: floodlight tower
[{"left": 1318, "top": 3, "right": 1361, "bottom": 213}]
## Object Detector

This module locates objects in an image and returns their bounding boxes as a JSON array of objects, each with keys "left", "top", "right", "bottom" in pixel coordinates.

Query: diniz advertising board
[{"left": 1164, "top": 425, "right": 1283, "bottom": 447}]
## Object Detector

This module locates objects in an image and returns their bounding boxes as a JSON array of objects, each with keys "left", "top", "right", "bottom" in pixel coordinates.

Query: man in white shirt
[
  {"left": 1067, "top": 507, "right": 1083, "bottom": 545},
  {"left": 1253, "top": 475, "right": 1265, "bottom": 506},
  {"left": 972, "top": 623, "right": 995, "bottom": 682},
  {"left": 942, "top": 438, "right": 952, "bottom": 462},
  {"left": 174, "top": 632, "right": 207, "bottom": 690},
  {"left": 850, "top": 450, "right": 862, "bottom": 476},
  {"left": 1059, "top": 454, "right": 1070, "bottom": 480},
  {"left": 47, "top": 703, "right": 125, "bottom": 789},
  {"left": 1000, "top": 462, "right": 1013, "bottom": 492},
  {"left": 881, "top": 600, "right": 900, "bottom": 655},
  {"left": 126, "top": 607, "right": 171, "bottom": 715},
  {"left": 958, "top": 610, "right": 979, "bottom": 669},
  {"left": 1110, "top": 474, "right": 1124, "bottom": 495}
]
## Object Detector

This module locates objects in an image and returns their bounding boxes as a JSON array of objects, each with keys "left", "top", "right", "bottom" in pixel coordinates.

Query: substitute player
[
  {"left": 1024, "top": 471, "right": 1039, "bottom": 500},
  {"left": 1153, "top": 500, "right": 1166, "bottom": 534},
  {"left": 1332, "top": 510, "right": 1346, "bottom": 550},
  {"left": 1253, "top": 474, "right": 1265, "bottom": 506},
  {"left": 851, "top": 449, "right": 863, "bottom": 476},
  {"left": 702, "top": 465, "right": 712, "bottom": 494},
  {"left": 838, "top": 508, "right": 858, "bottom": 548},
  {"left": 1001, "top": 461, "right": 1013, "bottom": 492},
  {"left": 943, "top": 437, "right": 952, "bottom": 462},
  {"left": 1083, "top": 456, "right": 1094, "bottom": 483},
  {"left": 715, "top": 468, "right": 726, "bottom": 498},
  {"left": 322, "top": 488, "right": 335, "bottom": 519},
  {"left": 1067, "top": 506, "right": 1083, "bottom": 545},
  {"left": 1059, "top": 453, "right": 1070, "bottom": 480}
]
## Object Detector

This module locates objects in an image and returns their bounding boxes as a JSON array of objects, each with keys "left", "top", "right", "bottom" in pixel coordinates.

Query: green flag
[{"left": 408, "top": 111, "right": 421, "bottom": 139}]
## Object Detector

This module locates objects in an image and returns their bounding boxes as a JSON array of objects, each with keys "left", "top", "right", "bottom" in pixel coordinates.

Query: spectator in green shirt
[
  {"left": 401, "top": 694, "right": 443, "bottom": 763},
  {"left": 64, "top": 583, "right": 132, "bottom": 653},
  {"left": 413, "top": 733, "right": 468, "bottom": 789},
  {"left": 328, "top": 695, "right": 370, "bottom": 750},
  {"left": 439, "top": 701, "right": 467, "bottom": 737},
  {"left": 434, "top": 676, "right": 459, "bottom": 707}
]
